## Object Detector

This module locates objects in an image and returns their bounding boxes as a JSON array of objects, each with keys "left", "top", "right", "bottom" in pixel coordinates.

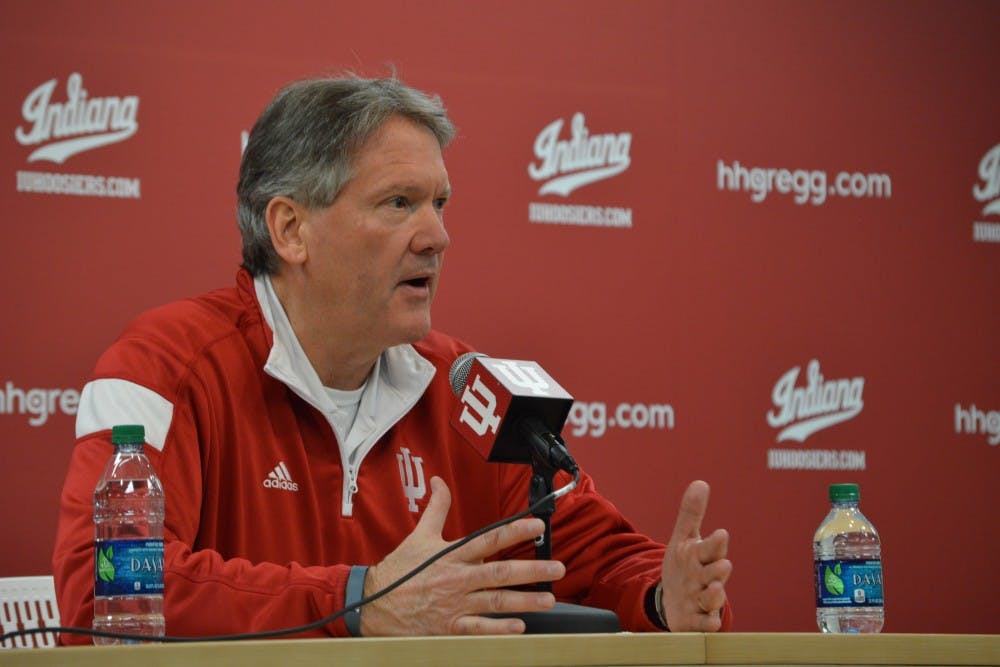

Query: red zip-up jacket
[{"left": 53, "top": 270, "right": 730, "bottom": 643}]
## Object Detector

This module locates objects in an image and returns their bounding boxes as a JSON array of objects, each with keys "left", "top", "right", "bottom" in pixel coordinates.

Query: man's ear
[{"left": 265, "top": 196, "right": 308, "bottom": 266}]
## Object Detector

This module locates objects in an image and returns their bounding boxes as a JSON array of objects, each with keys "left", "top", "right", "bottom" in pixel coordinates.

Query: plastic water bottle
[
  {"left": 93, "top": 424, "right": 165, "bottom": 643},
  {"left": 813, "top": 483, "right": 884, "bottom": 633}
]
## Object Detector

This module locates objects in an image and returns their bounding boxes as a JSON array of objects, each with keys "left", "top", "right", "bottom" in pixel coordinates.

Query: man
[{"left": 53, "top": 75, "right": 732, "bottom": 641}]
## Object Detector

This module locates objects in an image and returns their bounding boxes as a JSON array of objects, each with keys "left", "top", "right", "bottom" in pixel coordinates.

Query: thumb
[
  {"left": 669, "top": 480, "right": 709, "bottom": 544},
  {"left": 414, "top": 476, "right": 451, "bottom": 538}
]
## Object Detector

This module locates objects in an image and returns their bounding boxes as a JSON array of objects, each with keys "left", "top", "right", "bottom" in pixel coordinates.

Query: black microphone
[
  {"left": 448, "top": 352, "right": 578, "bottom": 473},
  {"left": 448, "top": 353, "right": 622, "bottom": 635}
]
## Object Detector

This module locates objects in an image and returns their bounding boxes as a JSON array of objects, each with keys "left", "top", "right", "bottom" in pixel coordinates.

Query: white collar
[{"left": 252, "top": 274, "right": 436, "bottom": 459}]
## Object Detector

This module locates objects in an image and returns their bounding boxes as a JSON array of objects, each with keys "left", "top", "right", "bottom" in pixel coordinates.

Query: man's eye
[
  {"left": 434, "top": 197, "right": 448, "bottom": 210},
  {"left": 389, "top": 196, "right": 408, "bottom": 209}
]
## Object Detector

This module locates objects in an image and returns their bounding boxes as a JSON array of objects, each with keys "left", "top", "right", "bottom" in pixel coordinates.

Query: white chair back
[{"left": 0, "top": 576, "right": 60, "bottom": 648}]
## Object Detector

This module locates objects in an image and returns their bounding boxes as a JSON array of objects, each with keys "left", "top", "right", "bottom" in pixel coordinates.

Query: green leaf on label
[
  {"left": 824, "top": 565, "right": 844, "bottom": 596},
  {"left": 98, "top": 546, "right": 116, "bottom": 583},
  {"left": 834, "top": 563, "right": 841, "bottom": 576}
]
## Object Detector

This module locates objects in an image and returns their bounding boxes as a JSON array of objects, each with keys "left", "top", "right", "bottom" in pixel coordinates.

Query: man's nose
[{"left": 412, "top": 205, "right": 450, "bottom": 255}]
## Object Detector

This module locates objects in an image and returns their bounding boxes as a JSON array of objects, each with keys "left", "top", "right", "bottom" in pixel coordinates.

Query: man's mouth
[{"left": 401, "top": 276, "right": 430, "bottom": 288}]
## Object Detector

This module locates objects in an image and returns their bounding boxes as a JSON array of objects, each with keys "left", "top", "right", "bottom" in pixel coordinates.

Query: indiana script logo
[
  {"left": 766, "top": 360, "right": 865, "bottom": 442},
  {"left": 974, "top": 143, "right": 1000, "bottom": 217},
  {"left": 15, "top": 72, "right": 139, "bottom": 163},
  {"left": 528, "top": 112, "right": 631, "bottom": 196}
]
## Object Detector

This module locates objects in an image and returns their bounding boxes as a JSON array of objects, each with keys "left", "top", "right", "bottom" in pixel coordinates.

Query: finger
[
  {"left": 698, "top": 581, "right": 728, "bottom": 614},
  {"left": 695, "top": 528, "right": 729, "bottom": 564},
  {"left": 699, "top": 558, "right": 733, "bottom": 587},
  {"left": 414, "top": 476, "right": 451, "bottom": 538},
  {"left": 459, "top": 517, "right": 546, "bottom": 561},
  {"left": 666, "top": 598, "right": 723, "bottom": 633},
  {"left": 685, "top": 608, "right": 724, "bottom": 633},
  {"left": 464, "top": 559, "right": 565, "bottom": 591},
  {"left": 451, "top": 615, "right": 526, "bottom": 635},
  {"left": 466, "top": 589, "right": 556, "bottom": 616},
  {"left": 669, "top": 480, "right": 710, "bottom": 545}
]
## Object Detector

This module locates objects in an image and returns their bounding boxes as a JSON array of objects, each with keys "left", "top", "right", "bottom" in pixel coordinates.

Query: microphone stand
[
  {"left": 529, "top": 456, "right": 558, "bottom": 592},
  {"left": 490, "top": 434, "right": 620, "bottom": 633}
]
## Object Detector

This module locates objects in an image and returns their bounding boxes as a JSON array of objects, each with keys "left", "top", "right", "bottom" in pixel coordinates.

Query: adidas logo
[{"left": 263, "top": 461, "right": 299, "bottom": 492}]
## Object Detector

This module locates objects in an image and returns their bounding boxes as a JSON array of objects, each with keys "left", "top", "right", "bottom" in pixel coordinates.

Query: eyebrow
[{"left": 374, "top": 181, "right": 451, "bottom": 199}]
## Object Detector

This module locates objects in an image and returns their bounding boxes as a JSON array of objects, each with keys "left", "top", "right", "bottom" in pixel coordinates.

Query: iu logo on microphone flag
[{"left": 450, "top": 356, "right": 573, "bottom": 463}]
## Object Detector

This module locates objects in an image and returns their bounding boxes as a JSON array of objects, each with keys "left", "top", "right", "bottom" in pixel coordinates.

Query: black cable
[{"left": 1, "top": 470, "right": 579, "bottom": 647}]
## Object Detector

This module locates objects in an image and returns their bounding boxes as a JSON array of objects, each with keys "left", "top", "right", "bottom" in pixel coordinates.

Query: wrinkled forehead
[{"left": 346, "top": 115, "right": 449, "bottom": 178}]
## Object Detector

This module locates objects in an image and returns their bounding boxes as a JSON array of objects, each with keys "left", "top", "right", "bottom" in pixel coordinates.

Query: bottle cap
[
  {"left": 111, "top": 424, "right": 146, "bottom": 445},
  {"left": 829, "top": 483, "right": 860, "bottom": 502}
]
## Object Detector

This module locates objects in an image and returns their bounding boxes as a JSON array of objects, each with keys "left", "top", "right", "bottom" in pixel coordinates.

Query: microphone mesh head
[{"left": 449, "top": 352, "right": 486, "bottom": 396}]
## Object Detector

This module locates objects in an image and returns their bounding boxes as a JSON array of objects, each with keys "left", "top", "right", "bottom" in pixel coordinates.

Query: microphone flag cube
[{"left": 450, "top": 356, "right": 574, "bottom": 464}]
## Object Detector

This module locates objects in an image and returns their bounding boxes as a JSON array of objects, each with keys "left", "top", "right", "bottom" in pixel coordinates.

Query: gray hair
[{"left": 236, "top": 75, "right": 456, "bottom": 275}]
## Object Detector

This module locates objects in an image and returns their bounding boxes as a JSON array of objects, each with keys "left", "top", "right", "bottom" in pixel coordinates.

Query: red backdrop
[{"left": 1, "top": 0, "right": 997, "bottom": 634}]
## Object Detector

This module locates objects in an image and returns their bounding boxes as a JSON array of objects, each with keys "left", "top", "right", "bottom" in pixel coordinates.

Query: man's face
[{"left": 299, "top": 115, "right": 451, "bottom": 355}]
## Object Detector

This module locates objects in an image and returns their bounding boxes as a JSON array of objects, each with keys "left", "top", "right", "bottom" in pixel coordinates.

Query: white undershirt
[{"left": 324, "top": 384, "right": 366, "bottom": 462}]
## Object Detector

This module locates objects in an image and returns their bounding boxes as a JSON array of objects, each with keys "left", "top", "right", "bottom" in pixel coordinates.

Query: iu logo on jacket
[{"left": 396, "top": 447, "right": 426, "bottom": 512}]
